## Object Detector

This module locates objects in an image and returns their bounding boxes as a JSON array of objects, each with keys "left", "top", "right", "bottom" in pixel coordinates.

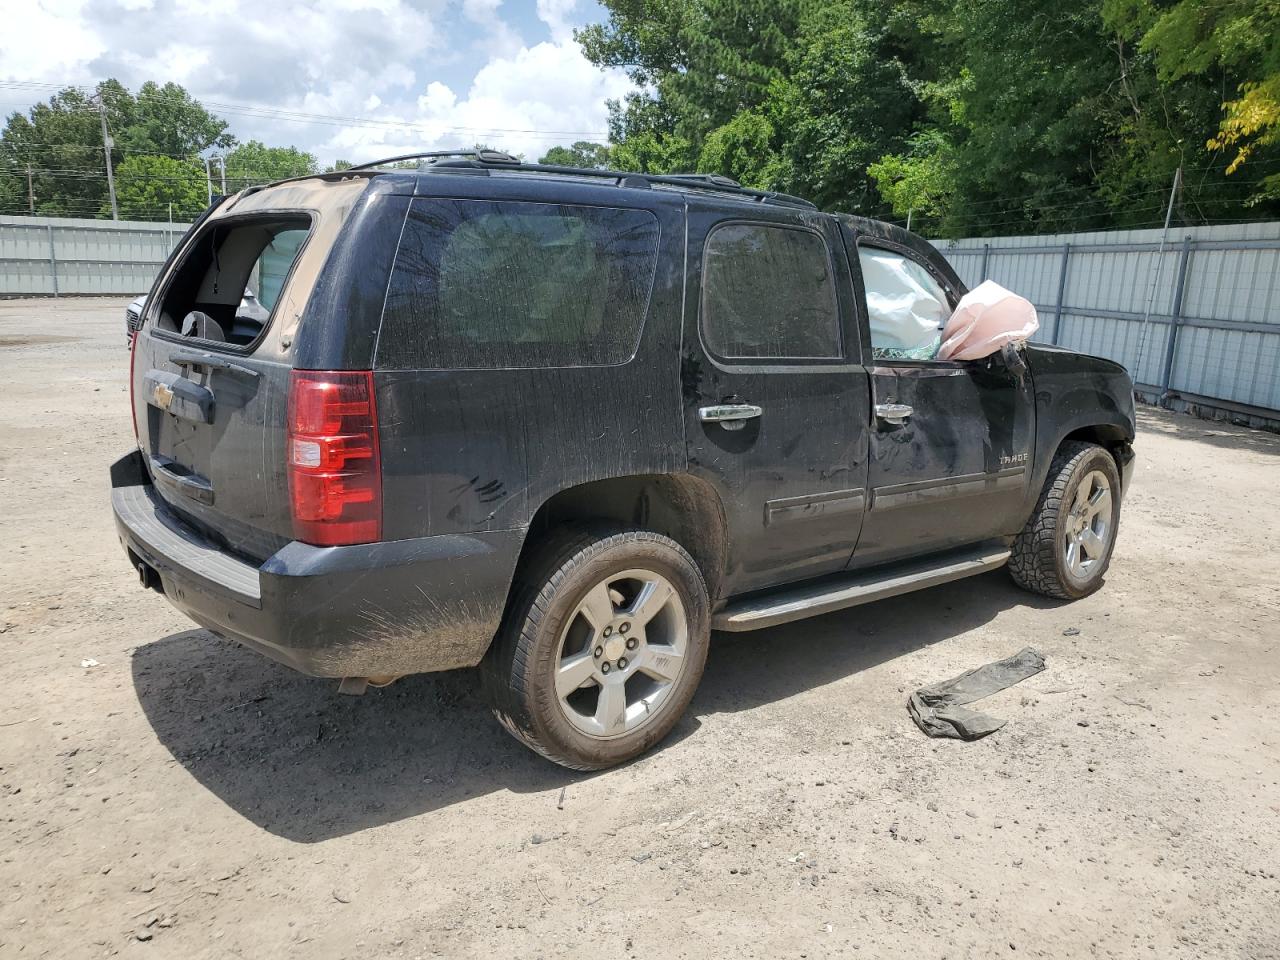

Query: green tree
[
  {"left": 1104, "top": 0, "right": 1280, "bottom": 199},
  {"left": 537, "top": 141, "right": 613, "bottom": 167},
  {"left": 579, "top": 0, "right": 810, "bottom": 147},
  {"left": 696, "top": 111, "right": 781, "bottom": 188},
  {"left": 0, "top": 83, "right": 121, "bottom": 217},
  {"left": 124, "top": 81, "right": 234, "bottom": 158},
  {"left": 109, "top": 155, "right": 207, "bottom": 220},
  {"left": 868, "top": 131, "right": 956, "bottom": 223},
  {"left": 582, "top": 0, "right": 1280, "bottom": 234},
  {"left": 223, "top": 140, "right": 317, "bottom": 191},
  {"left": 765, "top": 2, "right": 917, "bottom": 212},
  {"left": 0, "top": 79, "right": 233, "bottom": 219}
]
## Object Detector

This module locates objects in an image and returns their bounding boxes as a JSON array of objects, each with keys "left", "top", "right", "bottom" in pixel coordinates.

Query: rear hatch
[{"left": 130, "top": 177, "right": 371, "bottom": 562}]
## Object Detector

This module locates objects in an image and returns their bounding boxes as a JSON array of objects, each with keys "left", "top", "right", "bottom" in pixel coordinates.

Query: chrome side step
[{"left": 711, "top": 544, "right": 1011, "bottom": 632}]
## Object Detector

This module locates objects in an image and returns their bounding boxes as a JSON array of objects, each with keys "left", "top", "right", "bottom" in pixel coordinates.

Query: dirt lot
[{"left": 1, "top": 297, "right": 1278, "bottom": 960}]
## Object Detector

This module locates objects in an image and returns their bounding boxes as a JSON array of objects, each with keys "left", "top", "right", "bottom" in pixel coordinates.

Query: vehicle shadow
[
  {"left": 132, "top": 571, "right": 1049, "bottom": 843},
  {"left": 1136, "top": 405, "right": 1280, "bottom": 456}
]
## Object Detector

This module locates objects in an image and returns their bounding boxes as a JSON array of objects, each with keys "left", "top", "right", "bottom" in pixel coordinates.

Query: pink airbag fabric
[{"left": 937, "top": 280, "right": 1039, "bottom": 361}]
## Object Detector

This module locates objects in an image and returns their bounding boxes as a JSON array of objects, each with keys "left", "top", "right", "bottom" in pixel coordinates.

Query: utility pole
[
  {"left": 98, "top": 99, "right": 119, "bottom": 220},
  {"left": 219, "top": 156, "right": 227, "bottom": 195},
  {"left": 26, "top": 163, "right": 34, "bottom": 214},
  {"left": 204, "top": 156, "right": 213, "bottom": 205},
  {"left": 906, "top": 208, "right": 914, "bottom": 232},
  {"left": 1133, "top": 165, "right": 1183, "bottom": 380}
]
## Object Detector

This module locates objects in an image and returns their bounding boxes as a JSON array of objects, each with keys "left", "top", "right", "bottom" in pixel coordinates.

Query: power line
[{"left": 0, "top": 79, "right": 611, "bottom": 140}]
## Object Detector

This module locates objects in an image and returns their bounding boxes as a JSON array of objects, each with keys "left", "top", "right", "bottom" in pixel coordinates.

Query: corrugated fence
[
  {"left": 2, "top": 214, "right": 1277, "bottom": 423},
  {"left": 0, "top": 214, "right": 188, "bottom": 297},
  {"left": 935, "top": 222, "right": 1280, "bottom": 425}
]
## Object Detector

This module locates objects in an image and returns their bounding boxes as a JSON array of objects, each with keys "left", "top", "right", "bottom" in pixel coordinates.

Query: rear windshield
[
  {"left": 377, "top": 198, "right": 660, "bottom": 369},
  {"left": 152, "top": 214, "right": 311, "bottom": 348}
]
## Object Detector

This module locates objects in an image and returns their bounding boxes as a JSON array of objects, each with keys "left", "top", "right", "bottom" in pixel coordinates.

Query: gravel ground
[{"left": 1, "top": 297, "right": 1278, "bottom": 960}]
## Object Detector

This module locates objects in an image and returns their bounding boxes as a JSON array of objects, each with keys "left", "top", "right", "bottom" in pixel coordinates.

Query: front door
[
  {"left": 682, "top": 201, "right": 871, "bottom": 597},
  {"left": 846, "top": 234, "right": 1035, "bottom": 569}
]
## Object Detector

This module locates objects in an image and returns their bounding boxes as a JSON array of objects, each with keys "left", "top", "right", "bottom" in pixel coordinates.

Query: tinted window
[
  {"left": 378, "top": 199, "right": 660, "bottom": 369},
  {"left": 701, "top": 222, "right": 841, "bottom": 360},
  {"left": 858, "top": 246, "right": 951, "bottom": 361}
]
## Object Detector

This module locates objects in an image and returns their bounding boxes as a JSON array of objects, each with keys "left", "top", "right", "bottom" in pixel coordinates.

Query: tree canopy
[
  {"left": 0, "top": 80, "right": 306, "bottom": 221},
  {"left": 537, "top": 141, "right": 613, "bottom": 168},
  {"left": 109, "top": 155, "right": 207, "bottom": 221},
  {"left": 567, "top": 0, "right": 1280, "bottom": 235}
]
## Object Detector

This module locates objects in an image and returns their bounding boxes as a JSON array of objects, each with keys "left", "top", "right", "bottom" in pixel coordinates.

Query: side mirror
[{"left": 1000, "top": 341, "right": 1029, "bottom": 377}]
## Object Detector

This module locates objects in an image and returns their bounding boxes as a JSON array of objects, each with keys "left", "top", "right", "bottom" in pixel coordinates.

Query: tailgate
[
  {"left": 130, "top": 178, "right": 369, "bottom": 561},
  {"left": 137, "top": 332, "right": 294, "bottom": 561}
]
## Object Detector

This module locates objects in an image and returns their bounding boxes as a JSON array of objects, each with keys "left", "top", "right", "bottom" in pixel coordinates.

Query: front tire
[
  {"left": 1009, "top": 442, "right": 1121, "bottom": 600},
  {"left": 482, "top": 527, "right": 710, "bottom": 770}
]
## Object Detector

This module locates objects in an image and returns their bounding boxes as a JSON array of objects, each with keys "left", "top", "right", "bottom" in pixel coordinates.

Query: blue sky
[{"left": 0, "top": 0, "right": 631, "bottom": 164}]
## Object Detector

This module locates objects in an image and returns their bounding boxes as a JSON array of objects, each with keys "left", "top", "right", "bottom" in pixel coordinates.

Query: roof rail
[
  {"left": 353, "top": 150, "right": 816, "bottom": 209},
  {"left": 350, "top": 148, "right": 521, "bottom": 170},
  {"left": 506, "top": 161, "right": 816, "bottom": 209}
]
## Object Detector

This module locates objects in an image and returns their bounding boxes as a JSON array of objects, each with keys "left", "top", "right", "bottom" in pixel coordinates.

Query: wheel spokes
[
  {"left": 556, "top": 651, "right": 596, "bottom": 698},
  {"left": 555, "top": 567, "right": 690, "bottom": 740},
  {"left": 639, "top": 645, "right": 684, "bottom": 683},
  {"left": 1087, "top": 484, "right": 1111, "bottom": 520},
  {"left": 577, "top": 581, "right": 617, "bottom": 634},
  {"left": 1078, "top": 528, "right": 1105, "bottom": 562},
  {"left": 1074, "top": 480, "right": 1092, "bottom": 513},
  {"left": 1065, "top": 538, "right": 1081, "bottom": 573},
  {"left": 594, "top": 680, "right": 628, "bottom": 735},
  {"left": 627, "top": 578, "right": 673, "bottom": 626}
]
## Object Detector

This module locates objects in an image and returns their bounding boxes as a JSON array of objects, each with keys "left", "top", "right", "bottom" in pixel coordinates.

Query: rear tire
[
  {"left": 1009, "top": 442, "right": 1121, "bottom": 600},
  {"left": 482, "top": 526, "right": 710, "bottom": 770}
]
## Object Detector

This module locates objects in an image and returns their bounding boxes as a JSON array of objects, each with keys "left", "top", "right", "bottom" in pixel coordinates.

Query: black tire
[
  {"left": 1009, "top": 441, "right": 1122, "bottom": 600},
  {"left": 481, "top": 525, "right": 710, "bottom": 770}
]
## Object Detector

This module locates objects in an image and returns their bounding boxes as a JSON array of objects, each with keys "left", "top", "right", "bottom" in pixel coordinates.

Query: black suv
[{"left": 112, "top": 151, "right": 1136, "bottom": 769}]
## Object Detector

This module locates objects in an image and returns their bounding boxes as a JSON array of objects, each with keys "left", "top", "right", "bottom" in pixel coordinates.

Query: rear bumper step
[{"left": 712, "top": 544, "right": 1011, "bottom": 632}]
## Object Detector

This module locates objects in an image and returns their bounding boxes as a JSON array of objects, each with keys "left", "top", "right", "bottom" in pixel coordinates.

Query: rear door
[
  {"left": 844, "top": 230, "right": 1035, "bottom": 568},
  {"left": 683, "top": 201, "right": 871, "bottom": 596}
]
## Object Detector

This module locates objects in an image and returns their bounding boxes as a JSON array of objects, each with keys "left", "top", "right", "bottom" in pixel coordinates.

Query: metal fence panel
[
  {"left": 937, "top": 222, "right": 1280, "bottom": 418},
  {"left": 0, "top": 214, "right": 188, "bottom": 297},
  {"left": 3, "top": 213, "right": 1278, "bottom": 418}
]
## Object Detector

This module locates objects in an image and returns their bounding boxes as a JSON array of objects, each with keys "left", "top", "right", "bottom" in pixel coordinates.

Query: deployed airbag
[
  {"left": 937, "top": 280, "right": 1039, "bottom": 361},
  {"left": 859, "top": 247, "right": 949, "bottom": 359}
]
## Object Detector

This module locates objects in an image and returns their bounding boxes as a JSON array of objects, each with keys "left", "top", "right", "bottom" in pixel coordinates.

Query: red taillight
[
  {"left": 287, "top": 370, "right": 382, "bottom": 546},
  {"left": 128, "top": 330, "right": 139, "bottom": 442}
]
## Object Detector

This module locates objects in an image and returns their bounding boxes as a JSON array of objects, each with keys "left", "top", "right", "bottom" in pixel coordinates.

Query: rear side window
[
  {"left": 377, "top": 199, "right": 661, "bottom": 369},
  {"left": 701, "top": 222, "right": 841, "bottom": 361}
]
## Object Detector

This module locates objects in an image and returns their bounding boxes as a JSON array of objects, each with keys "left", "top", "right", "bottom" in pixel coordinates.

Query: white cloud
[
  {"left": 0, "top": 0, "right": 631, "bottom": 166},
  {"left": 536, "top": 0, "right": 579, "bottom": 42},
  {"left": 1, "top": 1, "right": 104, "bottom": 86},
  {"left": 321, "top": 39, "right": 628, "bottom": 162}
]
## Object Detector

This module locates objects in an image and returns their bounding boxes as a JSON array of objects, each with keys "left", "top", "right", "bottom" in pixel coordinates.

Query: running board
[{"left": 711, "top": 545, "right": 1011, "bottom": 632}]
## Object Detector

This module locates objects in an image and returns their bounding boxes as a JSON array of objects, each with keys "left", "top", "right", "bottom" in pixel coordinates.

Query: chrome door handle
[
  {"left": 874, "top": 402, "right": 913, "bottom": 424},
  {"left": 699, "top": 403, "right": 763, "bottom": 431}
]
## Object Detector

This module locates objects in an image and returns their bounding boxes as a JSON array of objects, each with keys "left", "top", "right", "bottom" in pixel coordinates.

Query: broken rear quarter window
[{"left": 376, "top": 198, "right": 661, "bottom": 370}]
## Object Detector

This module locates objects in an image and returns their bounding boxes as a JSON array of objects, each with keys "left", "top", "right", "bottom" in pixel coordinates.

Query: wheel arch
[
  {"left": 517, "top": 473, "right": 731, "bottom": 606},
  {"left": 1021, "top": 413, "right": 1135, "bottom": 528}
]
